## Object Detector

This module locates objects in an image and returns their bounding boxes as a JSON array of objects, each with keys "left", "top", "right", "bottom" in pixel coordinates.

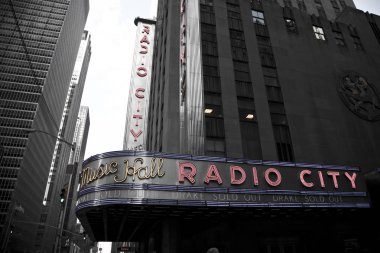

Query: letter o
[
  {"left": 264, "top": 168, "right": 282, "bottom": 187},
  {"left": 137, "top": 67, "right": 147, "bottom": 77}
]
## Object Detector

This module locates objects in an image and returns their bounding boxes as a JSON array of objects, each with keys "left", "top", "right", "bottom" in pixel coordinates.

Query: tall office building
[
  {"left": 0, "top": 0, "right": 89, "bottom": 252},
  {"left": 62, "top": 106, "right": 91, "bottom": 252},
  {"left": 36, "top": 31, "right": 91, "bottom": 252}
]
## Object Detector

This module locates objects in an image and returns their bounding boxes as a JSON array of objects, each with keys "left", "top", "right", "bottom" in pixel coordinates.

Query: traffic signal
[{"left": 60, "top": 188, "right": 66, "bottom": 203}]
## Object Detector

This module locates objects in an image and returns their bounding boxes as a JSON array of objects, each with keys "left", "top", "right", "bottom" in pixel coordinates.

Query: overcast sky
[{"left": 81, "top": 0, "right": 379, "bottom": 250}]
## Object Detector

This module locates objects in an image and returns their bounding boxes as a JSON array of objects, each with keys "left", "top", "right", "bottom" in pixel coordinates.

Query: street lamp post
[{"left": 23, "top": 128, "right": 75, "bottom": 149}]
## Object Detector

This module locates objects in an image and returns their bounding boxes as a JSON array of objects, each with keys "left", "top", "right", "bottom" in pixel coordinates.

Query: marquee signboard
[
  {"left": 76, "top": 151, "right": 369, "bottom": 211},
  {"left": 124, "top": 18, "right": 155, "bottom": 151}
]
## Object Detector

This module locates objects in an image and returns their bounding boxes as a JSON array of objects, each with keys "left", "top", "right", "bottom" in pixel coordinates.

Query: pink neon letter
[
  {"left": 130, "top": 129, "right": 142, "bottom": 142},
  {"left": 264, "top": 168, "right": 282, "bottom": 187},
  {"left": 327, "top": 171, "right": 340, "bottom": 189},
  {"left": 139, "top": 44, "right": 148, "bottom": 54},
  {"left": 179, "top": 162, "right": 197, "bottom": 184},
  {"left": 318, "top": 171, "right": 325, "bottom": 188},
  {"left": 142, "top": 25, "right": 150, "bottom": 34},
  {"left": 300, "top": 170, "right": 314, "bottom": 188},
  {"left": 204, "top": 164, "right": 223, "bottom": 185},
  {"left": 137, "top": 67, "right": 147, "bottom": 77},
  {"left": 135, "top": 88, "right": 145, "bottom": 98},
  {"left": 344, "top": 172, "right": 357, "bottom": 189},
  {"left": 252, "top": 167, "right": 259, "bottom": 186},
  {"left": 140, "top": 35, "right": 150, "bottom": 44},
  {"left": 230, "top": 166, "right": 246, "bottom": 185},
  {"left": 133, "top": 114, "right": 143, "bottom": 126}
]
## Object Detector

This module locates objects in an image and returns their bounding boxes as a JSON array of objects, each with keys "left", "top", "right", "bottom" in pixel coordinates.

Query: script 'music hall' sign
[{"left": 76, "top": 151, "right": 369, "bottom": 211}]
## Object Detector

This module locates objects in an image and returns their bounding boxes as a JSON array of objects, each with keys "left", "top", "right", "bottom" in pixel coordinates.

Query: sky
[
  {"left": 81, "top": 0, "right": 157, "bottom": 161},
  {"left": 80, "top": 0, "right": 379, "bottom": 250}
]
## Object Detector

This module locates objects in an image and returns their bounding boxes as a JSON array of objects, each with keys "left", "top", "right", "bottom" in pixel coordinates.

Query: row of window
[
  {"left": 1, "top": 50, "right": 52, "bottom": 64},
  {"left": 0, "top": 11, "right": 64, "bottom": 27},
  {"left": 1, "top": 15, "right": 62, "bottom": 33},
  {"left": 0, "top": 136, "right": 28, "bottom": 148},
  {"left": 12, "top": 0, "right": 68, "bottom": 15},
  {"left": 252, "top": 9, "right": 364, "bottom": 50},
  {"left": 312, "top": 25, "right": 364, "bottom": 50},
  {"left": 201, "top": 1, "right": 227, "bottom": 157},
  {"left": 0, "top": 99, "right": 38, "bottom": 112},
  {"left": 4, "top": 2, "right": 67, "bottom": 17},
  {"left": 0, "top": 190, "right": 13, "bottom": 201},
  {"left": 227, "top": 2, "right": 262, "bottom": 160},
  {"left": 0, "top": 4, "right": 66, "bottom": 21},
  {"left": 252, "top": 14, "right": 295, "bottom": 162},
  {"left": 0, "top": 73, "right": 44, "bottom": 86},
  {"left": 0, "top": 30, "right": 58, "bottom": 46},
  {"left": 18, "top": 0, "right": 69, "bottom": 11},
  {"left": 0, "top": 107, "right": 36, "bottom": 120},
  {"left": 0, "top": 117, "right": 33, "bottom": 128},
  {"left": 0, "top": 179, "right": 16, "bottom": 190},
  {"left": 1, "top": 23, "right": 60, "bottom": 39},
  {"left": 1, "top": 65, "right": 47, "bottom": 78},
  {"left": 0, "top": 158, "right": 22, "bottom": 169},
  {"left": 0, "top": 145, "right": 26, "bottom": 158},
  {"left": 0, "top": 35, "right": 57, "bottom": 51},
  {"left": 0, "top": 58, "right": 49, "bottom": 72}
]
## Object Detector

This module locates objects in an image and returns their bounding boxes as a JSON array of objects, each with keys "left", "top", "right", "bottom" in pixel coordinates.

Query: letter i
[
  {"left": 136, "top": 101, "right": 141, "bottom": 112},
  {"left": 252, "top": 167, "right": 259, "bottom": 186},
  {"left": 318, "top": 171, "right": 325, "bottom": 188}
]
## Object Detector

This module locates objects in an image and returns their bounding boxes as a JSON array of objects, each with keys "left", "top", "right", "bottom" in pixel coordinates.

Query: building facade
[
  {"left": 147, "top": 0, "right": 380, "bottom": 171},
  {"left": 0, "top": 0, "right": 89, "bottom": 252},
  {"left": 77, "top": 0, "right": 380, "bottom": 252},
  {"left": 38, "top": 31, "right": 91, "bottom": 252}
]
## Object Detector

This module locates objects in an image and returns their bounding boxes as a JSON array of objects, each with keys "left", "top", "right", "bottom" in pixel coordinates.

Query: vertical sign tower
[{"left": 123, "top": 18, "right": 156, "bottom": 151}]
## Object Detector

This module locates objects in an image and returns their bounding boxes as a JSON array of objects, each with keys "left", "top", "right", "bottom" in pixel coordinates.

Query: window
[
  {"left": 285, "top": 18, "right": 297, "bottom": 33},
  {"left": 339, "top": 0, "right": 346, "bottom": 9},
  {"left": 252, "top": 10, "right": 265, "bottom": 25},
  {"left": 333, "top": 31, "right": 345, "bottom": 46},
  {"left": 349, "top": 26, "right": 364, "bottom": 50},
  {"left": 314, "top": 0, "right": 326, "bottom": 18},
  {"left": 330, "top": 0, "right": 340, "bottom": 13},
  {"left": 352, "top": 36, "right": 364, "bottom": 50},
  {"left": 313, "top": 26, "right": 326, "bottom": 40},
  {"left": 297, "top": 0, "right": 307, "bottom": 11},
  {"left": 200, "top": 0, "right": 213, "bottom": 6},
  {"left": 284, "top": 0, "right": 292, "bottom": 7}
]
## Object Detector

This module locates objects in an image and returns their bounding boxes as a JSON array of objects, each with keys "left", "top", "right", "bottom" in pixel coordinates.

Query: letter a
[{"left": 204, "top": 164, "right": 223, "bottom": 184}]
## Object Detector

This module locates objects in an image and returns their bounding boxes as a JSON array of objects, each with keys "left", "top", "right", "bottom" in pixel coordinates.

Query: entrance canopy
[{"left": 76, "top": 151, "right": 369, "bottom": 241}]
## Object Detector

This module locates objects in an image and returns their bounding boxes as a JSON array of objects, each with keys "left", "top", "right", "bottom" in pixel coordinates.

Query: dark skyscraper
[
  {"left": 0, "top": 0, "right": 89, "bottom": 252},
  {"left": 147, "top": 0, "right": 380, "bottom": 169}
]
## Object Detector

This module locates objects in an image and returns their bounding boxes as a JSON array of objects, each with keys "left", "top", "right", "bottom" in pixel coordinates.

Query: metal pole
[
  {"left": 53, "top": 205, "right": 64, "bottom": 253},
  {"left": 0, "top": 203, "right": 15, "bottom": 252},
  {"left": 56, "top": 149, "right": 76, "bottom": 253}
]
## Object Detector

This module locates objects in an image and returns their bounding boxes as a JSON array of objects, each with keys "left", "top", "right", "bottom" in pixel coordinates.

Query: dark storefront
[{"left": 76, "top": 151, "right": 378, "bottom": 253}]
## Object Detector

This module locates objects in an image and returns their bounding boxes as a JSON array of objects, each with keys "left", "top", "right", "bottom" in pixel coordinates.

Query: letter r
[{"left": 179, "top": 162, "right": 197, "bottom": 184}]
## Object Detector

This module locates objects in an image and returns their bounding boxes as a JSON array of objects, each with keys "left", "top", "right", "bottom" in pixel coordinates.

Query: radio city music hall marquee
[{"left": 76, "top": 151, "right": 369, "bottom": 211}]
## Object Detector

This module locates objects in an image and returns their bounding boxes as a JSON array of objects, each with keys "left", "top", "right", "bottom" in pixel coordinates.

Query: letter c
[
  {"left": 300, "top": 170, "right": 314, "bottom": 188},
  {"left": 135, "top": 88, "right": 145, "bottom": 98}
]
